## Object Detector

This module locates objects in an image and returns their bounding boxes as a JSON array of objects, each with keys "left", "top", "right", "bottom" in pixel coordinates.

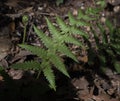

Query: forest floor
[{"left": 0, "top": 0, "right": 120, "bottom": 101}]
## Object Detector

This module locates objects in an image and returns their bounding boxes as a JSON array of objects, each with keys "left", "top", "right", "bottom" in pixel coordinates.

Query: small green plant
[
  {"left": 11, "top": 11, "right": 90, "bottom": 90},
  {"left": 85, "top": 19, "right": 120, "bottom": 73},
  {"left": 79, "top": 0, "right": 120, "bottom": 73},
  {"left": 10, "top": 0, "right": 108, "bottom": 90},
  {"left": 22, "top": 15, "right": 29, "bottom": 43},
  {"left": 9, "top": 0, "right": 120, "bottom": 91}
]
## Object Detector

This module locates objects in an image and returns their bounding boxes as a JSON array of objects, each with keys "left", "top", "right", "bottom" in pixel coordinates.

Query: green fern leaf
[
  {"left": 91, "top": 27, "right": 100, "bottom": 46},
  {"left": 0, "top": 66, "right": 4, "bottom": 71},
  {"left": 68, "top": 12, "right": 90, "bottom": 26},
  {"left": 112, "top": 39, "right": 120, "bottom": 44},
  {"left": 46, "top": 17, "right": 61, "bottom": 39},
  {"left": 114, "top": 61, "right": 120, "bottom": 73},
  {"left": 43, "top": 64, "right": 56, "bottom": 90},
  {"left": 98, "top": 55, "right": 106, "bottom": 66},
  {"left": 86, "top": 7, "right": 101, "bottom": 15},
  {"left": 56, "top": 16, "right": 70, "bottom": 33},
  {"left": 97, "top": 23, "right": 108, "bottom": 44},
  {"left": 49, "top": 53, "right": 70, "bottom": 77},
  {"left": 63, "top": 35, "right": 83, "bottom": 47},
  {"left": 76, "top": 20, "right": 91, "bottom": 26},
  {"left": 106, "top": 49, "right": 115, "bottom": 57},
  {"left": 34, "top": 26, "right": 54, "bottom": 49},
  {"left": 19, "top": 44, "right": 47, "bottom": 58},
  {"left": 68, "top": 12, "right": 77, "bottom": 26},
  {"left": 105, "top": 19, "right": 114, "bottom": 33},
  {"left": 70, "top": 26, "right": 88, "bottom": 38},
  {"left": 11, "top": 61, "right": 41, "bottom": 70},
  {"left": 57, "top": 44, "right": 78, "bottom": 62},
  {"left": 111, "top": 44, "right": 120, "bottom": 51},
  {"left": 77, "top": 9, "right": 87, "bottom": 19},
  {"left": 77, "top": 9, "right": 95, "bottom": 20}
]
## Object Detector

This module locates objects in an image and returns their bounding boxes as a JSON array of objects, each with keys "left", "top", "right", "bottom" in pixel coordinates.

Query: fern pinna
[{"left": 11, "top": 11, "right": 90, "bottom": 90}]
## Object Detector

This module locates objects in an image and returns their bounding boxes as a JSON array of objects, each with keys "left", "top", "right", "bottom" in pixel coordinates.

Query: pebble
[
  {"left": 101, "top": 17, "right": 106, "bottom": 23},
  {"left": 114, "top": 6, "right": 120, "bottom": 13},
  {"left": 73, "top": 9, "right": 78, "bottom": 16}
]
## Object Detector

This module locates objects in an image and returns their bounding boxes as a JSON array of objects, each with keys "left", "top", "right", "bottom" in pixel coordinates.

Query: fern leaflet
[
  {"left": 68, "top": 12, "right": 90, "bottom": 26},
  {"left": 56, "top": 16, "right": 70, "bottom": 33},
  {"left": 62, "top": 35, "right": 83, "bottom": 47},
  {"left": 46, "top": 17, "right": 61, "bottom": 39},
  {"left": 57, "top": 44, "right": 78, "bottom": 62},
  {"left": 19, "top": 44, "right": 47, "bottom": 58},
  {"left": 11, "top": 61, "right": 41, "bottom": 70},
  {"left": 42, "top": 64, "right": 56, "bottom": 90},
  {"left": 70, "top": 26, "right": 88, "bottom": 38},
  {"left": 34, "top": 26, "right": 54, "bottom": 49},
  {"left": 49, "top": 53, "right": 70, "bottom": 77},
  {"left": 77, "top": 9, "right": 96, "bottom": 20}
]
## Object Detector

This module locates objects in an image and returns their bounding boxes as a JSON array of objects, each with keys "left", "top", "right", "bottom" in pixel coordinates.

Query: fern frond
[
  {"left": 42, "top": 64, "right": 56, "bottom": 90},
  {"left": 34, "top": 26, "right": 54, "bottom": 49},
  {"left": 70, "top": 26, "right": 88, "bottom": 38},
  {"left": 106, "top": 49, "right": 115, "bottom": 57},
  {"left": 91, "top": 27, "right": 99, "bottom": 46},
  {"left": 76, "top": 20, "right": 91, "bottom": 27},
  {"left": 114, "top": 61, "right": 120, "bottom": 73},
  {"left": 62, "top": 35, "right": 83, "bottom": 47},
  {"left": 46, "top": 18, "right": 61, "bottom": 39},
  {"left": 56, "top": 16, "right": 70, "bottom": 33},
  {"left": 77, "top": 9, "right": 87, "bottom": 19},
  {"left": 77, "top": 9, "right": 95, "bottom": 20},
  {"left": 68, "top": 12, "right": 90, "bottom": 26},
  {"left": 57, "top": 44, "right": 78, "bottom": 62},
  {"left": 86, "top": 7, "right": 101, "bottom": 16},
  {"left": 105, "top": 19, "right": 114, "bottom": 33},
  {"left": 49, "top": 53, "right": 70, "bottom": 77},
  {"left": 98, "top": 54, "right": 106, "bottom": 65},
  {"left": 97, "top": 23, "right": 108, "bottom": 44},
  {"left": 68, "top": 12, "right": 77, "bottom": 26},
  {"left": 111, "top": 38, "right": 120, "bottom": 44},
  {"left": 0, "top": 66, "right": 4, "bottom": 71},
  {"left": 111, "top": 44, "right": 120, "bottom": 51},
  {"left": 11, "top": 61, "right": 41, "bottom": 70},
  {"left": 19, "top": 44, "right": 47, "bottom": 58}
]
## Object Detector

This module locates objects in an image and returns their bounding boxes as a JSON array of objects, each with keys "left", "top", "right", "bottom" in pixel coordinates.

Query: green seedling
[{"left": 22, "top": 15, "right": 29, "bottom": 43}]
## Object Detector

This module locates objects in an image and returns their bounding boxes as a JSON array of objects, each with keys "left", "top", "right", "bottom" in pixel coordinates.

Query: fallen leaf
[{"left": 78, "top": 55, "right": 88, "bottom": 63}]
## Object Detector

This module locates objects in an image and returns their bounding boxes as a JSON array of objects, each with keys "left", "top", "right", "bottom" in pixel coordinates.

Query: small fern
[
  {"left": 85, "top": 19, "right": 120, "bottom": 73},
  {"left": 11, "top": 10, "right": 92, "bottom": 90},
  {"left": 11, "top": 0, "right": 116, "bottom": 90},
  {"left": 68, "top": 12, "right": 91, "bottom": 26},
  {"left": 1, "top": 0, "right": 119, "bottom": 90}
]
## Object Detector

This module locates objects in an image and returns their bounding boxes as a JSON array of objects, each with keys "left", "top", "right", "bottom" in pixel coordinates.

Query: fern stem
[
  {"left": 36, "top": 70, "right": 42, "bottom": 79},
  {"left": 22, "top": 25, "right": 27, "bottom": 43}
]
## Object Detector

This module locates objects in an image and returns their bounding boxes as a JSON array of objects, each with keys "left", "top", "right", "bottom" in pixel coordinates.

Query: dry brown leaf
[
  {"left": 0, "top": 76, "right": 4, "bottom": 81},
  {"left": 5, "top": 0, "right": 20, "bottom": 8},
  {"left": 78, "top": 55, "right": 88, "bottom": 63},
  {"left": 9, "top": 21, "right": 15, "bottom": 33},
  {"left": 0, "top": 37, "right": 12, "bottom": 60},
  {"left": 10, "top": 50, "right": 32, "bottom": 63}
]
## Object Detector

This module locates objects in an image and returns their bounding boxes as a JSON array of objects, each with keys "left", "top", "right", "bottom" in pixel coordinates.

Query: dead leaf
[
  {"left": 5, "top": 0, "right": 20, "bottom": 8},
  {"left": 10, "top": 50, "right": 32, "bottom": 63},
  {"left": 0, "top": 76, "right": 4, "bottom": 81},
  {"left": 78, "top": 55, "right": 88, "bottom": 63},
  {"left": 9, "top": 21, "right": 15, "bottom": 33},
  {"left": 8, "top": 68, "right": 23, "bottom": 80}
]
